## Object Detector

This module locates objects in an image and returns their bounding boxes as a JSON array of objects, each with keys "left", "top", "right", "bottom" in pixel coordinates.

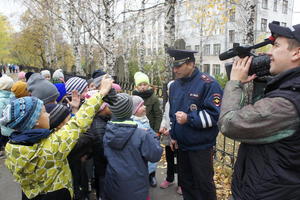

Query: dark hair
[{"left": 287, "top": 38, "right": 300, "bottom": 50}]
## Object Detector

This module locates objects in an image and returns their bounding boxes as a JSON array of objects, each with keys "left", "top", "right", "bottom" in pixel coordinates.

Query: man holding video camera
[{"left": 218, "top": 23, "right": 300, "bottom": 200}]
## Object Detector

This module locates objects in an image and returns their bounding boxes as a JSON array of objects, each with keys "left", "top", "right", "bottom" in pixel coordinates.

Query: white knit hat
[
  {"left": 53, "top": 69, "right": 64, "bottom": 81},
  {"left": 0, "top": 74, "right": 14, "bottom": 90}
]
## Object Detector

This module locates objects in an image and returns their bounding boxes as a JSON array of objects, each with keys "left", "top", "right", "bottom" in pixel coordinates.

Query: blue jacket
[
  {"left": 169, "top": 68, "right": 223, "bottom": 151},
  {"left": 103, "top": 120, "right": 162, "bottom": 200}
]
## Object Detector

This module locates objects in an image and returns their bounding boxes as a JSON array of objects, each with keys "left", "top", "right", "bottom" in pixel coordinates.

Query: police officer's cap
[{"left": 167, "top": 49, "right": 198, "bottom": 67}]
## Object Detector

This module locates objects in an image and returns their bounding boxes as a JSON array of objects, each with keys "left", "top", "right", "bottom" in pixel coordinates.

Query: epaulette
[{"left": 200, "top": 74, "right": 213, "bottom": 83}]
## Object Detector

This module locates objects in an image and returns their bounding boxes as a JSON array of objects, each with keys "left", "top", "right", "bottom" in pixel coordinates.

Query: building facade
[{"left": 116, "top": 0, "right": 294, "bottom": 78}]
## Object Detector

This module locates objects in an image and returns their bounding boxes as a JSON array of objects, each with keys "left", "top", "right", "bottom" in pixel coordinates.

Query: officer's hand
[
  {"left": 175, "top": 111, "right": 188, "bottom": 124},
  {"left": 230, "top": 56, "right": 256, "bottom": 83},
  {"left": 170, "top": 139, "right": 178, "bottom": 151}
]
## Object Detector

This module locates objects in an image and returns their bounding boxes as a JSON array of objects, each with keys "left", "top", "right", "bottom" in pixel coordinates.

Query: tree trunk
[
  {"left": 244, "top": 0, "right": 257, "bottom": 45},
  {"left": 103, "top": 0, "right": 116, "bottom": 76},
  {"left": 66, "top": 0, "right": 84, "bottom": 75},
  {"left": 138, "top": 0, "right": 146, "bottom": 72},
  {"left": 164, "top": 0, "right": 176, "bottom": 81}
]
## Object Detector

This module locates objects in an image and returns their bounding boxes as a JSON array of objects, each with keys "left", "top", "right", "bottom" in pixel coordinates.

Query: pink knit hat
[
  {"left": 18, "top": 71, "right": 26, "bottom": 80},
  {"left": 112, "top": 83, "right": 122, "bottom": 92}
]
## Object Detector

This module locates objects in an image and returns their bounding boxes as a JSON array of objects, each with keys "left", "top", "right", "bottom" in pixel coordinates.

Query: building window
[
  {"left": 213, "top": 64, "right": 221, "bottom": 75},
  {"left": 195, "top": 45, "right": 200, "bottom": 52},
  {"left": 281, "top": 22, "right": 287, "bottom": 27},
  {"left": 261, "top": 18, "right": 267, "bottom": 31},
  {"left": 186, "top": 45, "right": 191, "bottom": 50},
  {"left": 229, "top": 30, "right": 235, "bottom": 43},
  {"left": 213, "top": 44, "right": 221, "bottom": 56},
  {"left": 262, "top": 0, "right": 268, "bottom": 9},
  {"left": 203, "top": 44, "right": 211, "bottom": 56},
  {"left": 203, "top": 64, "right": 210, "bottom": 74},
  {"left": 229, "top": 9, "right": 235, "bottom": 22},
  {"left": 273, "top": 0, "right": 278, "bottom": 11},
  {"left": 282, "top": 0, "right": 288, "bottom": 14}
]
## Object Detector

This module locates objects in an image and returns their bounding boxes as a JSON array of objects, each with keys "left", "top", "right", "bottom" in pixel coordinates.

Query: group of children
[{"left": 0, "top": 69, "right": 181, "bottom": 200}]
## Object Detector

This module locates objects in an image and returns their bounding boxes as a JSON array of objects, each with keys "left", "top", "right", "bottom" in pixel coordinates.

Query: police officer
[
  {"left": 167, "top": 49, "right": 223, "bottom": 200},
  {"left": 218, "top": 23, "right": 300, "bottom": 200}
]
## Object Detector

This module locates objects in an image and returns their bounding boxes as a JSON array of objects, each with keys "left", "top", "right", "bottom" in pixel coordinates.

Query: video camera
[{"left": 219, "top": 21, "right": 280, "bottom": 79}]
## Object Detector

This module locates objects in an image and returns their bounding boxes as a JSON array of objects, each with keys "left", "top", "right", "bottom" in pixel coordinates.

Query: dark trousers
[
  {"left": 22, "top": 188, "right": 71, "bottom": 200},
  {"left": 92, "top": 141, "right": 107, "bottom": 199},
  {"left": 178, "top": 148, "right": 216, "bottom": 200},
  {"left": 165, "top": 146, "right": 181, "bottom": 185}
]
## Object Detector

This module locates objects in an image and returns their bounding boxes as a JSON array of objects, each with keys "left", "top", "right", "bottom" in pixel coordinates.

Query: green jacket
[{"left": 5, "top": 93, "right": 103, "bottom": 199}]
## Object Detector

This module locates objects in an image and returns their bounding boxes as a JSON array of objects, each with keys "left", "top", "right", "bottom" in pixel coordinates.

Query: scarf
[{"left": 9, "top": 129, "right": 51, "bottom": 145}]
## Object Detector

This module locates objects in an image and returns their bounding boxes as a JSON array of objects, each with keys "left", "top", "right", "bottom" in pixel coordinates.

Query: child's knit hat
[
  {"left": 108, "top": 93, "right": 133, "bottom": 120},
  {"left": 52, "top": 69, "right": 64, "bottom": 82},
  {"left": 18, "top": 71, "right": 26, "bottom": 80},
  {"left": 112, "top": 83, "right": 122, "bottom": 92},
  {"left": 41, "top": 70, "right": 51, "bottom": 79},
  {"left": 134, "top": 72, "right": 149, "bottom": 86},
  {"left": 0, "top": 74, "right": 14, "bottom": 90},
  {"left": 11, "top": 81, "right": 29, "bottom": 98},
  {"left": 27, "top": 73, "right": 60, "bottom": 104},
  {"left": 25, "top": 72, "right": 34, "bottom": 82},
  {"left": 0, "top": 97, "right": 43, "bottom": 135},
  {"left": 132, "top": 95, "right": 144, "bottom": 115},
  {"left": 65, "top": 77, "right": 88, "bottom": 95},
  {"left": 92, "top": 69, "right": 106, "bottom": 79},
  {"left": 45, "top": 103, "right": 71, "bottom": 129}
]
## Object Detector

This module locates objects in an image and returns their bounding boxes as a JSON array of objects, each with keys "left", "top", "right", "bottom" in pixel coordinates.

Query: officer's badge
[
  {"left": 190, "top": 104, "right": 198, "bottom": 111},
  {"left": 213, "top": 94, "right": 221, "bottom": 107},
  {"left": 200, "top": 74, "right": 212, "bottom": 83}
]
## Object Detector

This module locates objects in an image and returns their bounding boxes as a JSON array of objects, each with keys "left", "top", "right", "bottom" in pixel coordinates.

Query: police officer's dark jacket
[
  {"left": 169, "top": 68, "right": 223, "bottom": 151},
  {"left": 232, "top": 66, "right": 300, "bottom": 200}
]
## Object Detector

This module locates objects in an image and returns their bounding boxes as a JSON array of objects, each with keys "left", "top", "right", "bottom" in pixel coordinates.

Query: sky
[{"left": 0, "top": 0, "right": 299, "bottom": 32}]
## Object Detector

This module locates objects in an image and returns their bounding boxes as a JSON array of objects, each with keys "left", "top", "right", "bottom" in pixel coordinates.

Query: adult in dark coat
[{"left": 218, "top": 23, "right": 300, "bottom": 200}]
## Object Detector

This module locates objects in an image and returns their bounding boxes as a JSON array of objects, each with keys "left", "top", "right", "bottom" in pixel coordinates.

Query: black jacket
[{"left": 232, "top": 67, "right": 300, "bottom": 200}]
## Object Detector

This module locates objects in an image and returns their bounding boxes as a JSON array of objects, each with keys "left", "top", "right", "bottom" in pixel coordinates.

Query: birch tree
[
  {"left": 102, "top": 0, "right": 116, "bottom": 76},
  {"left": 138, "top": 0, "right": 146, "bottom": 72},
  {"left": 164, "top": 0, "right": 176, "bottom": 81}
]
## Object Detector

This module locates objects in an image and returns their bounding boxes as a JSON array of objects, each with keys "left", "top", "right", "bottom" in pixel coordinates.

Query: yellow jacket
[{"left": 5, "top": 93, "right": 103, "bottom": 199}]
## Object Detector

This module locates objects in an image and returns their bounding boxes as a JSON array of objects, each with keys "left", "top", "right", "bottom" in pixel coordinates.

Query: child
[
  {"left": 27, "top": 73, "right": 60, "bottom": 104},
  {"left": 0, "top": 77, "right": 113, "bottom": 200},
  {"left": 0, "top": 74, "right": 15, "bottom": 156},
  {"left": 18, "top": 71, "right": 26, "bottom": 82},
  {"left": 52, "top": 69, "right": 65, "bottom": 83},
  {"left": 41, "top": 70, "right": 51, "bottom": 81},
  {"left": 158, "top": 80, "right": 182, "bottom": 194},
  {"left": 11, "top": 81, "right": 29, "bottom": 98},
  {"left": 131, "top": 95, "right": 160, "bottom": 188},
  {"left": 103, "top": 93, "right": 162, "bottom": 200},
  {"left": 86, "top": 90, "right": 112, "bottom": 199},
  {"left": 132, "top": 71, "right": 162, "bottom": 187}
]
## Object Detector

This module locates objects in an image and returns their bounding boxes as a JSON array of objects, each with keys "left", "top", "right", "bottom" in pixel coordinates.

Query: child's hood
[{"left": 104, "top": 121, "right": 138, "bottom": 150}]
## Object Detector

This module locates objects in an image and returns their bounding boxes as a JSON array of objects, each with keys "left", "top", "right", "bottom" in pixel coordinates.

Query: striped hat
[
  {"left": 65, "top": 77, "right": 88, "bottom": 94},
  {"left": 108, "top": 93, "right": 133, "bottom": 120},
  {"left": 45, "top": 103, "right": 71, "bottom": 130}
]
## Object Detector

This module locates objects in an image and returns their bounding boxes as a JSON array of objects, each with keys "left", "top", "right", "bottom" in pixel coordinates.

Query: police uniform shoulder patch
[
  {"left": 200, "top": 74, "right": 213, "bottom": 83},
  {"left": 212, "top": 93, "right": 221, "bottom": 107}
]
